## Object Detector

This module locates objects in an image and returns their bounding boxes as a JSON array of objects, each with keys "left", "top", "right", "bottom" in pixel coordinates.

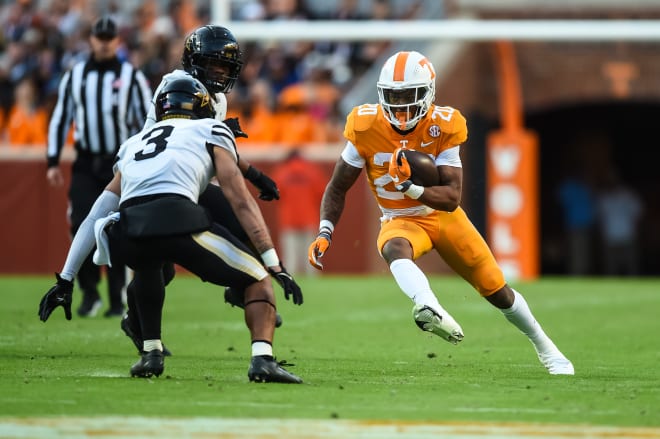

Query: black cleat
[
  {"left": 224, "top": 287, "right": 283, "bottom": 328},
  {"left": 248, "top": 355, "right": 303, "bottom": 384},
  {"left": 130, "top": 349, "right": 164, "bottom": 378},
  {"left": 103, "top": 306, "right": 125, "bottom": 318},
  {"left": 121, "top": 315, "right": 172, "bottom": 356},
  {"left": 77, "top": 293, "right": 102, "bottom": 317}
]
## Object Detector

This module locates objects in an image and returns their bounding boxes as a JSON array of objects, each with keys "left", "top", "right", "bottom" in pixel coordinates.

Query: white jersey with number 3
[{"left": 115, "top": 117, "right": 237, "bottom": 204}]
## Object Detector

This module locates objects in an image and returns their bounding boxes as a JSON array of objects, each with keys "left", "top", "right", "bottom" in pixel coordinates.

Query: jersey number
[
  {"left": 431, "top": 106, "right": 455, "bottom": 122},
  {"left": 134, "top": 125, "right": 174, "bottom": 161},
  {"left": 357, "top": 104, "right": 379, "bottom": 116}
]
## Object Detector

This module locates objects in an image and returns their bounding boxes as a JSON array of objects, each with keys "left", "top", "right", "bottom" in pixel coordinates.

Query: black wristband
[
  {"left": 396, "top": 180, "right": 413, "bottom": 191},
  {"left": 318, "top": 229, "right": 332, "bottom": 242},
  {"left": 47, "top": 157, "right": 60, "bottom": 168},
  {"left": 244, "top": 165, "right": 261, "bottom": 182}
]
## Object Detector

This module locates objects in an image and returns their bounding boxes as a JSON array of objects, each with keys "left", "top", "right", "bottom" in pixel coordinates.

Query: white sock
[
  {"left": 389, "top": 259, "right": 444, "bottom": 312},
  {"left": 252, "top": 341, "right": 273, "bottom": 357},
  {"left": 143, "top": 339, "right": 163, "bottom": 352},
  {"left": 500, "top": 289, "right": 556, "bottom": 353}
]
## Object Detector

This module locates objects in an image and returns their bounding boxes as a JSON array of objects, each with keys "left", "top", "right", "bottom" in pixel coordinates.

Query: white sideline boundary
[{"left": 1, "top": 418, "right": 659, "bottom": 439}]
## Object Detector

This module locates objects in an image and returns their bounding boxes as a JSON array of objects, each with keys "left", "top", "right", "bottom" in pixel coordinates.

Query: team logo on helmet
[{"left": 155, "top": 77, "right": 215, "bottom": 121}]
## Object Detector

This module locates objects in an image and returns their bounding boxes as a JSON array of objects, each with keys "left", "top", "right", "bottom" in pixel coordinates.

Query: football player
[
  {"left": 39, "top": 77, "right": 303, "bottom": 383},
  {"left": 120, "top": 25, "right": 284, "bottom": 354},
  {"left": 308, "top": 51, "right": 574, "bottom": 375}
]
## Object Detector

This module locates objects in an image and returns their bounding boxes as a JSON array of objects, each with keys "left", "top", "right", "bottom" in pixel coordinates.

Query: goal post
[
  {"left": 221, "top": 18, "right": 659, "bottom": 278},
  {"left": 223, "top": 19, "right": 660, "bottom": 42}
]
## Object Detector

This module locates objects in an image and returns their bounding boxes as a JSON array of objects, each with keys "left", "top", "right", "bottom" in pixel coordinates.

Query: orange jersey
[
  {"left": 344, "top": 104, "right": 505, "bottom": 296},
  {"left": 343, "top": 103, "right": 467, "bottom": 217}
]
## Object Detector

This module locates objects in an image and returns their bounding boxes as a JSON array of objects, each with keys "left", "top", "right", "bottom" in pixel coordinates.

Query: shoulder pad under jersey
[
  {"left": 348, "top": 104, "right": 380, "bottom": 132},
  {"left": 427, "top": 105, "right": 468, "bottom": 144},
  {"left": 429, "top": 106, "right": 466, "bottom": 133}
]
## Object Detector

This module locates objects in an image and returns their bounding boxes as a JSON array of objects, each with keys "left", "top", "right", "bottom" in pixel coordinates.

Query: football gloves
[
  {"left": 388, "top": 147, "right": 413, "bottom": 191},
  {"left": 244, "top": 165, "right": 280, "bottom": 201},
  {"left": 308, "top": 228, "right": 332, "bottom": 270},
  {"left": 268, "top": 264, "right": 303, "bottom": 305},
  {"left": 38, "top": 273, "right": 73, "bottom": 322},
  {"left": 223, "top": 117, "right": 248, "bottom": 139}
]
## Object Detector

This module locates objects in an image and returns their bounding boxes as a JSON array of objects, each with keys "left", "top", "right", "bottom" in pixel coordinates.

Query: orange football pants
[{"left": 377, "top": 207, "right": 505, "bottom": 297}]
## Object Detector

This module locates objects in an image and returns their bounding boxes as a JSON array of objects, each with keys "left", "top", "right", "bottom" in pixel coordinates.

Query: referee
[{"left": 46, "top": 17, "right": 152, "bottom": 318}]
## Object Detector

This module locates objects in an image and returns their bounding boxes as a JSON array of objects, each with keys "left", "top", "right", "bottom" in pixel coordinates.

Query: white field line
[{"left": 1, "top": 418, "right": 659, "bottom": 439}]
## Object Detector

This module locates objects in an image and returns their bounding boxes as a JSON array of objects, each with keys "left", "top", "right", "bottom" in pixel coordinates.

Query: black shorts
[{"left": 108, "top": 219, "right": 267, "bottom": 292}]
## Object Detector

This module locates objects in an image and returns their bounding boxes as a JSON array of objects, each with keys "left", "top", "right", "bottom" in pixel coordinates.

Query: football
[{"left": 402, "top": 149, "right": 439, "bottom": 187}]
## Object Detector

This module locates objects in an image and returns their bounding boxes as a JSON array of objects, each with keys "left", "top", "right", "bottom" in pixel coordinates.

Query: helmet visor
[{"left": 379, "top": 86, "right": 428, "bottom": 129}]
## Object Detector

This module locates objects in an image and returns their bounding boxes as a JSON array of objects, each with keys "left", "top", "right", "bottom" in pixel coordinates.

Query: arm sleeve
[
  {"left": 435, "top": 146, "right": 462, "bottom": 168},
  {"left": 339, "top": 141, "right": 365, "bottom": 168},
  {"left": 60, "top": 191, "right": 120, "bottom": 281},
  {"left": 213, "top": 93, "right": 227, "bottom": 121}
]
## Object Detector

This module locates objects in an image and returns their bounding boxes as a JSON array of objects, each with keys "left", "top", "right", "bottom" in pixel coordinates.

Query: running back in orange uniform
[
  {"left": 344, "top": 102, "right": 505, "bottom": 296},
  {"left": 345, "top": 103, "right": 465, "bottom": 220},
  {"left": 308, "top": 50, "right": 574, "bottom": 375}
]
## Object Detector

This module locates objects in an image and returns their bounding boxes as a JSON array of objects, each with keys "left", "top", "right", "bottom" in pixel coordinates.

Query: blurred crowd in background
[
  {"left": 0, "top": 0, "right": 434, "bottom": 149},
  {"left": 1, "top": 0, "right": 647, "bottom": 276}
]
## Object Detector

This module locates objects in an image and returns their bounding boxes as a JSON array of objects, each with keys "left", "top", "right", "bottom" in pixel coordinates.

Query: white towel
[{"left": 93, "top": 212, "right": 120, "bottom": 267}]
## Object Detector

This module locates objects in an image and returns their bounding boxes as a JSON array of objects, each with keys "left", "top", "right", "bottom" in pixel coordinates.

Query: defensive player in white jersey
[
  {"left": 308, "top": 51, "right": 574, "bottom": 375},
  {"left": 117, "top": 25, "right": 284, "bottom": 356},
  {"left": 38, "top": 77, "right": 303, "bottom": 383},
  {"left": 144, "top": 25, "right": 278, "bottom": 205}
]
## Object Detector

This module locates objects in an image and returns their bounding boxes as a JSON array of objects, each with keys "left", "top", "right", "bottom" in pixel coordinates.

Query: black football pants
[{"left": 107, "top": 221, "right": 267, "bottom": 342}]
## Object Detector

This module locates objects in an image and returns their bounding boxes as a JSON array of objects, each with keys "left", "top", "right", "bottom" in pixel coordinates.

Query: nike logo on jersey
[{"left": 421, "top": 141, "right": 433, "bottom": 147}]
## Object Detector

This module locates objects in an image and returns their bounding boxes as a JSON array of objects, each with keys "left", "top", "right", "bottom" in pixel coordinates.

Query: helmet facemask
[
  {"left": 182, "top": 25, "right": 244, "bottom": 94},
  {"left": 378, "top": 85, "right": 433, "bottom": 131},
  {"left": 191, "top": 52, "right": 242, "bottom": 94}
]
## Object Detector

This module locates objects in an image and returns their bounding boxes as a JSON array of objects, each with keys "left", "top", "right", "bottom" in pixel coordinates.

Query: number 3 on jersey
[{"left": 134, "top": 125, "right": 174, "bottom": 161}]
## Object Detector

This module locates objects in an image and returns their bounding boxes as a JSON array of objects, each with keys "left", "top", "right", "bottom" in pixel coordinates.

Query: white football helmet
[{"left": 377, "top": 51, "right": 436, "bottom": 131}]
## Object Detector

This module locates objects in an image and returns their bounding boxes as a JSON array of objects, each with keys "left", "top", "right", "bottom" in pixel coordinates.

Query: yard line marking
[{"left": 1, "top": 417, "right": 659, "bottom": 439}]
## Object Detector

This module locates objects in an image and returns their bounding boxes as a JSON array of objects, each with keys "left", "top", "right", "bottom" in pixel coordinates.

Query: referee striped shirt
[{"left": 47, "top": 57, "right": 152, "bottom": 167}]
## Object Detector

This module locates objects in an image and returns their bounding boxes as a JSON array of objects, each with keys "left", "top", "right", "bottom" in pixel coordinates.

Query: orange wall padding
[
  {"left": 0, "top": 159, "right": 384, "bottom": 275},
  {"left": 485, "top": 41, "right": 539, "bottom": 280}
]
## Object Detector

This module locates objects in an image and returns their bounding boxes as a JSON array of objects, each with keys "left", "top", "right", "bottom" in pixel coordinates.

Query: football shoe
[
  {"left": 130, "top": 349, "right": 164, "bottom": 378},
  {"left": 103, "top": 306, "right": 125, "bottom": 318},
  {"left": 413, "top": 304, "right": 464, "bottom": 345},
  {"left": 121, "top": 314, "right": 172, "bottom": 356},
  {"left": 77, "top": 293, "right": 102, "bottom": 317},
  {"left": 248, "top": 355, "right": 303, "bottom": 384},
  {"left": 536, "top": 348, "right": 575, "bottom": 375}
]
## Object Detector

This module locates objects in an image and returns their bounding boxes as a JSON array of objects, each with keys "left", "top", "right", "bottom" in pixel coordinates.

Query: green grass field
[{"left": 1, "top": 274, "right": 659, "bottom": 437}]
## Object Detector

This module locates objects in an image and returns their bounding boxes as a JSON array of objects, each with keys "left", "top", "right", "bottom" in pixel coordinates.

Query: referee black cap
[{"left": 91, "top": 16, "right": 117, "bottom": 40}]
